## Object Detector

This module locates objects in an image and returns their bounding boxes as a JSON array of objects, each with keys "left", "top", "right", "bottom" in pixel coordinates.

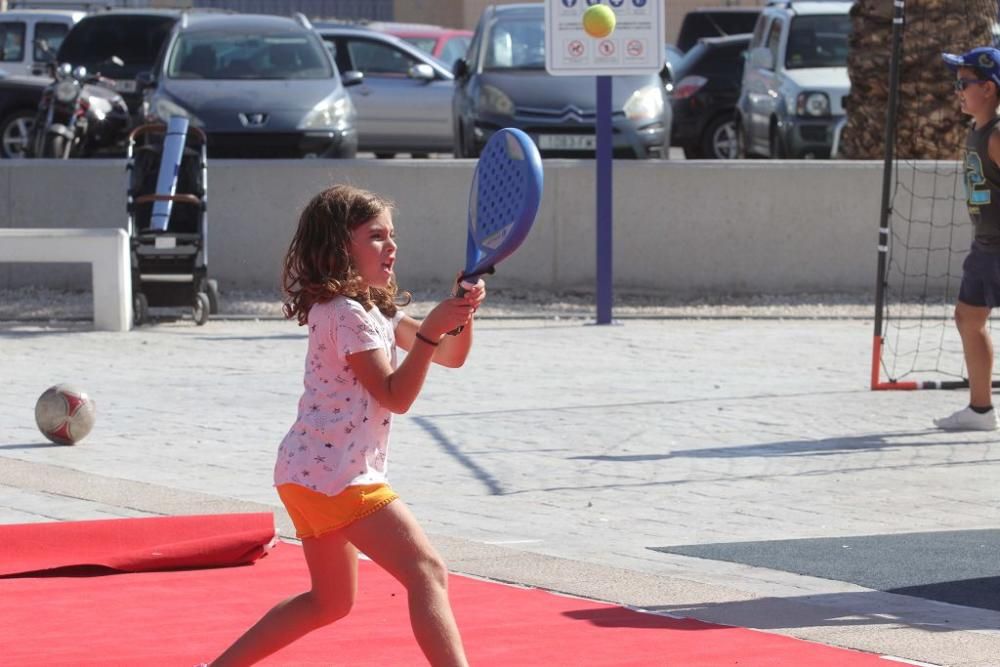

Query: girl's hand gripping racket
[{"left": 449, "top": 127, "right": 544, "bottom": 335}]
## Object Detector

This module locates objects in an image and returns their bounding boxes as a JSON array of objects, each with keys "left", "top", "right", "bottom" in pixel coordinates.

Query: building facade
[
  {"left": 393, "top": 0, "right": 767, "bottom": 44},
  {"left": 2, "top": 0, "right": 767, "bottom": 44}
]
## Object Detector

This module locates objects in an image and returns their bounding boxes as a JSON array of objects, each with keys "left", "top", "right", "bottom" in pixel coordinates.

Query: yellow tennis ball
[{"left": 582, "top": 4, "right": 616, "bottom": 39}]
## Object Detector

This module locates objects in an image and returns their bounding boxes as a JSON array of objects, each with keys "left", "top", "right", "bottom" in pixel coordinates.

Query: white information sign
[{"left": 545, "top": 0, "right": 664, "bottom": 76}]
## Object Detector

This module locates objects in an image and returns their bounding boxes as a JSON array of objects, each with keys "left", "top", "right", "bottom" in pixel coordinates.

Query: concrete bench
[{"left": 0, "top": 228, "right": 132, "bottom": 331}]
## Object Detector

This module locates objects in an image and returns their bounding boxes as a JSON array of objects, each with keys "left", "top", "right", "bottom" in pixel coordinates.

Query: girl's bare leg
[
  {"left": 342, "top": 500, "right": 469, "bottom": 667},
  {"left": 210, "top": 532, "right": 358, "bottom": 667}
]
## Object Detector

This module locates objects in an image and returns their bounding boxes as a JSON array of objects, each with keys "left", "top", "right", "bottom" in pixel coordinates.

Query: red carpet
[
  {"left": 0, "top": 513, "right": 275, "bottom": 576},
  {"left": 0, "top": 515, "right": 895, "bottom": 666}
]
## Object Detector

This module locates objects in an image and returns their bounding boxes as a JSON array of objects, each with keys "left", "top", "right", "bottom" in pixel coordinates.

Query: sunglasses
[{"left": 955, "top": 78, "right": 990, "bottom": 91}]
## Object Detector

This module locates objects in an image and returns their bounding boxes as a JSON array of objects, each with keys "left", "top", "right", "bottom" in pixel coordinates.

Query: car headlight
[
  {"left": 301, "top": 96, "right": 353, "bottom": 130},
  {"left": 479, "top": 85, "right": 514, "bottom": 117},
  {"left": 153, "top": 97, "right": 203, "bottom": 127},
  {"left": 55, "top": 80, "right": 81, "bottom": 103},
  {"left": 623, "top": 85, "right": 664, "bottom": 122},
  {"left": 796, "top": 92, "right": 830, "bottom": 117}
]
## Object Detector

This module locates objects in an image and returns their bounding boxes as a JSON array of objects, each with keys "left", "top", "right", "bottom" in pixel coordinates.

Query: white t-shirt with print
[{"left": 274, "top": 296, "right": 405, "bottom": 496}]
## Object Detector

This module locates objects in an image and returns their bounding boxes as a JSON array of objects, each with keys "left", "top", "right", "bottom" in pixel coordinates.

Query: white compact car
[{"left": 736, "top": 0, "right": 852, "bottom": 159}]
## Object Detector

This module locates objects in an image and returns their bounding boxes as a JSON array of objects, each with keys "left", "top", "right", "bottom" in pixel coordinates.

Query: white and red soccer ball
[{"left": 34, "top": 384, "right": 96, "bottom": 445}]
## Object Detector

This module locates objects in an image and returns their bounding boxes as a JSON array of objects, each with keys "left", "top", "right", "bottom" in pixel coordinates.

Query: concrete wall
[{"left": 0, "top": 159, "right": 967, "bottom": 297}]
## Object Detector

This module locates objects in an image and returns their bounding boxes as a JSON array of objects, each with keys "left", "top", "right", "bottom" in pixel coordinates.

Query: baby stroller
[{"left": 126, "top": 116, "right": 218, "bottom": 325}]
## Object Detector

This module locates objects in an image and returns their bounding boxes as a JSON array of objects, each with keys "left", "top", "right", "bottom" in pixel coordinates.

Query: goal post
[{"left": 870, "top": 0, "right": 1000, "bottom": 390}]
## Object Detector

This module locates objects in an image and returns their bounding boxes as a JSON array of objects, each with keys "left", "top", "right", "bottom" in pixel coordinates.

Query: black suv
[
  {"left": 670, "top": 33, "right": 750, "bottom": 160},
  {"left": 54, "top": 10, "right": 181, "bottom": 118}
]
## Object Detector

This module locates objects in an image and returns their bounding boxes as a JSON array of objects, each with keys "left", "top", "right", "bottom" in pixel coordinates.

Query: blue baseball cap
[{"left": 942, "top": 46, "right": 1000, "bottom": 87}]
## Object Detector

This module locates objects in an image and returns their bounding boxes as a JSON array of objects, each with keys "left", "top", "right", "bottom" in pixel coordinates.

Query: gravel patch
[{"left": 0, "top": 286, "right": 897, "bottom": 322}]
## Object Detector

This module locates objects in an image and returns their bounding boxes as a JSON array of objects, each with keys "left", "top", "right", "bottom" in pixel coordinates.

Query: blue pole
[{"left": 596, "top": 74, "right": 613, "bottom": 324}]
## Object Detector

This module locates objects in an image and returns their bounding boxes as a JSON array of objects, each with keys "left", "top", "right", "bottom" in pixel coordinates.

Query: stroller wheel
[
  {"left": 133, "top": 293, "right": 149, "bottom": 326},
  {"left": 207, "top": 279, "right": 220, "bottom": 315},
  {"left": 193, "top": 292, "right": 210, "bottom": 326}
]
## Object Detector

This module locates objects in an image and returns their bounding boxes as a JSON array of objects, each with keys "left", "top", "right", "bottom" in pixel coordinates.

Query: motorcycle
[{"left": 29, "top": 60, "right": 131, "bottom": 159}]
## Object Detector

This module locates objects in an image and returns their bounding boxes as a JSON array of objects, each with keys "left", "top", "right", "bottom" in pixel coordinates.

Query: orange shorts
[{"left": 276, "top": 482, "right": 398, "bottom": 540}]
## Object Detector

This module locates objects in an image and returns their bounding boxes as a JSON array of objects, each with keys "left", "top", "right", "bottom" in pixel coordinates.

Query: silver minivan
[
  {"left": 0, "top": 9, "right": 84, "bottom": 80},
  {"left": 315, "top": 23, "right": 455, "bottom": 158}
]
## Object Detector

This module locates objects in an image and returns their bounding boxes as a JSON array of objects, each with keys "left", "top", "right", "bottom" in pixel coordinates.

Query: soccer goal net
[{"left": 870, "top": 0, "right": 1000, "bottom": 389}]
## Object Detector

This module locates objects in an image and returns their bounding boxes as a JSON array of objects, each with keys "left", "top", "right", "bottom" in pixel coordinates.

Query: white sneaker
[{"left": 933, "top": 406, "right": 998, "bottom": 431}]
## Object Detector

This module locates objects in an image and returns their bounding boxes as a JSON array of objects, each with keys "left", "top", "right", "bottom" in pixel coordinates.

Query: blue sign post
[
  {"left": 595, "top": 76, "right": 613, "bottom": 324},
  {"left": 544, "top": 0, "right": 664, "bottom": 324}
]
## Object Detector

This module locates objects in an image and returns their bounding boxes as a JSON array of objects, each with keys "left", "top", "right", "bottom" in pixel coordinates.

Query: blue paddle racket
[{"left": 450, "top": 127, "right": 543, "bottom": 334}]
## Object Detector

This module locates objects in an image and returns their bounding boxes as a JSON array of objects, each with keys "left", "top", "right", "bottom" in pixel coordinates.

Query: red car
[{"left": 374, "top": 23, "right": 472, "bottom": 68}]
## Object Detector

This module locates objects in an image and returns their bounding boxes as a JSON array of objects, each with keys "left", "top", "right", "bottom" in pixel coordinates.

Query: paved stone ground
[{"left": 2, "top": 314, "right": 1000, "bottom": 666}]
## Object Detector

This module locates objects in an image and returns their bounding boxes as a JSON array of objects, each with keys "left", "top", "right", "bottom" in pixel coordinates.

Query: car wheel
[
  {"left": 453, "top": 123, "right": 463, "bottom": 158},
  {"left": 736, "top": 117, "right": 755, "bottom": 159},
  {"left": 769, "top": 122, "right": 787, "bottom": 159},
  {"left": 329, "top": 139, "right": 357, "bottom": 159},
  {"left": 456, "top": 122, "right": 479, "bottom": 158},
  {"left": 0, "top": 110, "right": 36, "bottom": 159},
  {"left": 682, "top": 145, "right": 703, "bottom": 160},
  {"left": 702, "top": 115, "right": 739, "bottom": 160}
]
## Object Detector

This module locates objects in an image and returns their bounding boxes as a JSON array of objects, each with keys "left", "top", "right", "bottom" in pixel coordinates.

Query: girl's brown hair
[{"left": 281, "top": 184, "right": 411, "bottom": 325}]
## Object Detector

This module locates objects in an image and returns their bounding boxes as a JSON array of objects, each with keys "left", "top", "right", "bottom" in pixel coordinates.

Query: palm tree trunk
[{"left": 842, "top": 0, "right": 997, "bottom": 160}]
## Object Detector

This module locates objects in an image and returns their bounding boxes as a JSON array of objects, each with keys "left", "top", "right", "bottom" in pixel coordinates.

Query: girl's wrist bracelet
[{"left": 415, "top": 331, "right": 439, "bottom": 347}]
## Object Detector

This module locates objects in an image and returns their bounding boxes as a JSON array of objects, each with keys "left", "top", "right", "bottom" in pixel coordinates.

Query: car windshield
[
  {"left": 785, "top": 14, "right": 851, "bottom": 69},
  {"left": 167, "top": 31, "right": 333, "bottom": 79},
  {"left": 484, "top": 18, "right": 544, "bottom": 70},
  {"left": 57, "top": 15, "right": 175, "bottom": 75}
]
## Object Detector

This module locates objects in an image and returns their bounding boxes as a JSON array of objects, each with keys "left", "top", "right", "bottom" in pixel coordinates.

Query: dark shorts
[{"left": 958, "top": 241, "right": 1000, "bottom": 308}]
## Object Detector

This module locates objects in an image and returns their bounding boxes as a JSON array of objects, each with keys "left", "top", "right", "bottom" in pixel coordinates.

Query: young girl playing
[{"left": 206, "top": 184, "right": 484, "bottom": 666}]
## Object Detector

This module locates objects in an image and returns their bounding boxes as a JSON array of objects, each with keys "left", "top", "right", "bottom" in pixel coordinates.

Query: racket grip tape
[{"left": 447, "top": 280, "right": 479, "bottom": 336}]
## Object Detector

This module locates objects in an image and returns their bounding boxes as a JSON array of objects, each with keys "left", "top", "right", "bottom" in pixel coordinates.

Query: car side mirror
[
  {"left": 408, "top": 63, "right": 435, "bottom": 81},
  {"left": 452, "top": 58, "right": 468, "bottom": 79},
  {"left": 748, "top": 46, "right": 774, "bottom": 70},
  {"left": 341, "top": 70, "right": 364, "bottom": 87},
  {"left": 136, "top": 70, "right": 155, "bottom": 89}
]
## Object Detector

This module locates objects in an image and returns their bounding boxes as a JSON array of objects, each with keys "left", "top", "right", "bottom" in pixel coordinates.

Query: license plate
[
  {"left": 111, "top": 79, "right": 137, "bottom": 93},
  {"left": 537, "top": 134, "right": 595, "bottom": 150}
]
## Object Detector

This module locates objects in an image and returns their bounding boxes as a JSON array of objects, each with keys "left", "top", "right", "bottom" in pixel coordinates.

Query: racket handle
[{"left": 447, "top": 280, "right": 478, "bottom": 336}]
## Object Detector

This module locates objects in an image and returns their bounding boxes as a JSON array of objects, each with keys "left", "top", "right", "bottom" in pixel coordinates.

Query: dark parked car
[
  {"left": 141, "top": 13, "right": 359, "bottom": 159},
  {"left": 54, "top": 9, "right": 181, "bottom": 117},
  {"left": 0, "top": 74, "right": 45, "bottom": 157},
  {"left": 675, "top": 7, "right": 760, "bottom": 53},
  {"left": 670, "top": 33, "right": 750, "bottom": 159},
  {"left": 453, "top": 3, "right": 671, "bottom": 159}
]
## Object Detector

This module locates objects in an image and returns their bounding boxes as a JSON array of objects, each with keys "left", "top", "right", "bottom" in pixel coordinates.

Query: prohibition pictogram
[
  {"left": 598, "top": 40, "right": 615, "bottom": 56},
  {"left": 626, "top": 39, "right": 643, "bottom": 57},
  {"left": 568, "top": 40, "right": 585, "bottom": 58}
]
